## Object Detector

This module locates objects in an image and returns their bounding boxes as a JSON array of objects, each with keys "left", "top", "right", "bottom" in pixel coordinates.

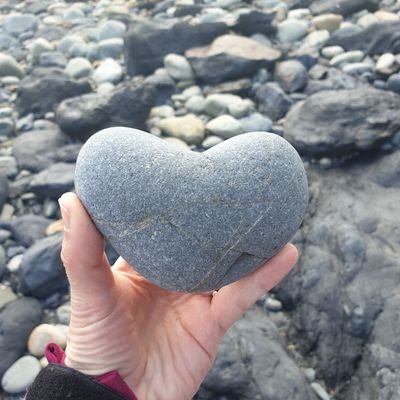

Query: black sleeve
[{"left": 26, "top": 364, "right": 129, "bottom": 400}]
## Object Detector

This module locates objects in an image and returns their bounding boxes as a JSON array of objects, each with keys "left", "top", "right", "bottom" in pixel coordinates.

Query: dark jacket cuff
[{"left": 26, "top": 364, "right": 131, "bottom": 400}]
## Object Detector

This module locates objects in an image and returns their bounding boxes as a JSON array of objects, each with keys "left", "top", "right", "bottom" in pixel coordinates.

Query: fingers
[
  {"left": 59, "top": 192, "right": 113, "bottom": 299},
  {"left": 211, "top": 243, "right": 298, "bottom": 332}
]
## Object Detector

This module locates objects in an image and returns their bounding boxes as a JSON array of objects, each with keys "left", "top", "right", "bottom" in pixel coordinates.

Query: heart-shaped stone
[{"left": 75, "top": 128, "right": 308, "bottom": 292}]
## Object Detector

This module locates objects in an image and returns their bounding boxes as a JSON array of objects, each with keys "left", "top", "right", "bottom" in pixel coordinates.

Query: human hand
[{"left": 58, "top": 192, "right": 298, "bottom": 400}]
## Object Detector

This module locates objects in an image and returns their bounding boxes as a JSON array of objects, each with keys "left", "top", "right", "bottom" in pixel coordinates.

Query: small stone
[
  {"left": 97, "top": 82, "right": 115, "bottom": 94},
  {"left": 0, "top": 118, "right": 14, "bottom": 138},
  {"left": 45, "top": 219, "right": 64, "bottom": 236},
  {"left": 0, "top": 203, "right": 14, "bottom": 220},
  {"left": 30, "top": 38, "right": 54, "bottom": 63},
  {"left": 39, "top": 51, "right": 67, "bottom": 68},
  {"left": 185, "top": 95, "right": 206, "bottom": 114},
  {"left": 330, "top": 50, "right": 365, "bottom": 67},
  {"left": 304, "top": 368, "right": 316, "bottom": 382},
  {"left": 56, "top": 304, "right": 71, "bottom": 325},
  {"left": 163, "top": 137, "right": 191, "bottom": 151},
  {"left": 0, "top": 156, "right": 18, "bottom": 177},
  {"left": 274, "top": 60, "right": 308, "bottom": 93},
  {"left": 374, "top": 10, "right": 400, "bottom": 22},
  {"left": 204, "top": 94, "right": 253, "bottom": 118},
  {"left": 319, "top": 157, "right": 332, "bottom": 169},
  {"left": 3, "top": 14, "right": 38, "bottom": 37},
  {"left": 302, "top": 30, "right": 330, "bottom": 48},
  {"left": 277, "top": 19, "right": 309, "bottom": 43},
  {"left": 1, "top": 355, "right": 41, "bottom": 394},
  {"left": 156, "top": 114, "right": 205, "bottom": 145},
  {"left": 7, "top": 254, "right": 23, "bottom": 273},
  {"left": 97, "top": 20, "right": 127, "bottom": 41},
  {"left": 202, "top": 135, "right": 224, "bottom": 149},
  {"left": 65, "top": 57, "right": 93, "bottom": 79},
  {"left": 150, "top": 105, "right": 175, "bottom": 119},
  {"left": 321, "top": 45, "right": 344, "bottom": 59},
  {"left": 376, "top": 53, "right": 397, "bottom": 75},
  {"left": 28, "top": 324, "right": 67, "bottom": 357},
  {"left": 206, "top": 114, "right": 244, "bottom": 139},
  {"left": 97, "top": 38, "right": 124, "bottom": 60},
  {"left": 63, "top": 6, "right": 85, "bottom": 22},
  {"left": 164, "top": 54, "right": 195, "bottom": 81},
  {"left": 0, "top": 229, "right": 11, "bottom": 243},
  {"left": 58, "top": 35, "right": 86, "bottom": 55},
  {"left": 342, "top": 62, "right": 373, "bottom": 75},
  {"left": 92, "top": 58, "right": 123, "bottom": 84},
  {"left": 387, "top": 73, "right": 400, "bottom": 94},
  {"left": 181, "top": 85, "right": 202, "bottom": 100},
  {"left": 0, "top": 53, "right": 24, "bottom": 78},
  {"left": 312, "top": 14, "right": 343, "bottom": 33},
  {"left": 287, "top": 8, "right": 311, "bottom": 20},
  {"left": 239, "top": 113, "right": 272, "bottom": 133},
  {"left": 311, "top": 382, "right": 331, "bottom": 400},
  {"left": 265, "top": 296, "right": 283, "bottom": 311},
  {"left": 0, "top": 285, "right": 17, "bottom": 309},
  {"left": 357, "top": 13, "right": 379, "bottom": 28}
]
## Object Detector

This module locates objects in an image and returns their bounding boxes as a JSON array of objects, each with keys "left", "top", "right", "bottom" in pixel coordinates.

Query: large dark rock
[
  {"left": 13, "top": 129, "right": 69, "bottom": 172},
  {"left": 17, "top": 68, "right": 92, "bottom": 117},
  {"left": 310, "top": 0, "right": 380, "bottom": 16},
  {"left": 56, "top": 81, "right": 156, "bottom": 141},
  {"left": 0, "top": 175, "right": 8, "bottom": 211},
  {"left": 254, "top": 82, "right": 292, "bottom": 120},
  {"left": 196, "top": 308, "right": 317, "bottom": 400},
  {"left": 19, "top": 234, "right": 68, "bottom": 299},
  {"left": 0, "top": 215, "right": 51, "bottom": 247},
  {"left": 275, "top": 150, "right": 400, "bottom": 388},
  {"left": 284, "top": 88, "right": 400, "bottom": 157},
  {"left": 233, "top": 10, "right": 276, "bottom": 36},
  {"left": 186, "top": 35, "right": 281, "bottom": 85},
  {"left": 327, "top": 22, "right": 400, "bottom": 55},
  {"left": 124, "top": 19, "right": 228, "bottom": 76},
  {"left": 29, "top": 163, "right": 75, "bottom": 199},
  {"left": 0, "top": 298, "right": 42, "bottom": 378}
]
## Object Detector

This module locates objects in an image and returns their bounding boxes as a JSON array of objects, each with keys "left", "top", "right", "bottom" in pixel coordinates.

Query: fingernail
[{"left": 58, "top": 195, "right": 70, "bottom": 230}]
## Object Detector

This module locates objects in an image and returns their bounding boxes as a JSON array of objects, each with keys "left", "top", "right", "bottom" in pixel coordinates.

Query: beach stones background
[
  {"left": 0, "top": 0, "right": 399, "bottom": 399},
  {"left": 75, "top": 129, "right": 308, "bottom": 292}
]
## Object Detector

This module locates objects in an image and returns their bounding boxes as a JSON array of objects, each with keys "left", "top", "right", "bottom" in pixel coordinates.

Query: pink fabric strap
[{"left": 45, "top": 343, "right": 137, "bottom": 400}]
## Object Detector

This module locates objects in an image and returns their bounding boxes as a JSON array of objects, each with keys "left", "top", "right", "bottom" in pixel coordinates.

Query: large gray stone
[
  {"left": 75, "top": 128, "right": 308, "bottom": 292},
  {"left": 284, "top": 88, "right": 400, "bottom": 157}
]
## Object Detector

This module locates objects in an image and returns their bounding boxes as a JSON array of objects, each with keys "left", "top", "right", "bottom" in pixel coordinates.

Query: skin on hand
[{"left": 58, "top": 192, "right": 299, "bottom": 400}]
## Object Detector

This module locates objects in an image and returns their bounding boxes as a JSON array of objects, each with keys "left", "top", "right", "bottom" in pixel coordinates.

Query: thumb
[
  {"left": 211, "top": 243, "right": 298, "bottom": 332},
  {"left": 58, "top": 192, "right": 113, "bottom": 299}
]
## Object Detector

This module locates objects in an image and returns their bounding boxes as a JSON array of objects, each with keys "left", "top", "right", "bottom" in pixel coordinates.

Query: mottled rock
[
  {"left": 13, "top": 129, "right": 69, "bottom": 172},
  {"left": 75, "top": 128, "right": 308, "bottom": 292},
  {"left": 284, "top": 88, "right": 400, "bottom": 157},
  {"left": 187, "top": 34, "right": 281, "bottom": 85},
  {"left": 1, "top": 355, "right": 41, "bottom": 394},
  {"left": 254, "top": 82, "right": 293, "bottom": 120},
  {"left": 156, "top": 114, "right": 205, "bottom": 145},
  {"left": 197, "top": 308, "right": 317, "bottom": 399},
  {"left": 204, "top": 94, "right": 253, "bottom": 118},
  {"left": 274, "top": 60, "right": 308, "bottom": 93},
  {"left": 17, "top": 69, "right": 91, "bottom": 117},
  {"left": 19, "top": 234, "right": 67, "bottom": 299},
  {"left": 29, "top": 163, "right": 75, "bottom": 199},
  {"left": 56, "top": 81, "right": 155, "bottom": 141},
  {"left": 206, "top": 115, "right": 244, "bottom": 139},
  {"left": 0, "top": 298, "right": 42, "bottom": 378},
  {"left": 124, "top": 20, "right": 228, "bottom": 76}
]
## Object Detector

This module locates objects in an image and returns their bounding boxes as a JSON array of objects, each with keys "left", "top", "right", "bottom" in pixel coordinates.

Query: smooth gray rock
[
  {"left": 75, "top": 128, "right": 308, "bottom": 292},
  {"left": 3, "top": 14, "right": 38, "bottom": 37}
]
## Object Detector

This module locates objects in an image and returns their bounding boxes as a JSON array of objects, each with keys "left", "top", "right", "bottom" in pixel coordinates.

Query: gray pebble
[
  {"left": 75, "top": 128, "right": 308, "bottom": 292},
  {"left": 3, "top": 14, "right": 38, "bottom": 38},
  {"left": 164, "top": 54, "right": 195, "bottom": 81},
  {"left": 277, "top": 19, "right": 309, "bottom": 43},
  {"left": 239, "top": 113, "right": 272, "bottom": 133},
  {"left": 97, "top": 20, "right": 127, "bottom": 41},
  {"left": 202, "top": 135, "right": 224, "bottom": 149},
  {"left": 65, "top": 57, "right": 93, "bottom": 79},
  {"left": 0, "top": 53, "right": 24, "bottom": 78},
  {"left": 1, "top": 355, "right": 41, "bottom": 394},
  {"left": 92, "top": 58, "right": 122, "bottom": 84},
  {"left": 206, "top": 115, "right": 244, "bottom": 139}
]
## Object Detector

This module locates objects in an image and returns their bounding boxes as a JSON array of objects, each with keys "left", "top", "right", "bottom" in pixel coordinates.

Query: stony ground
[{"left": 0, "top": 0, "right": 400, "bottom": 399}]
